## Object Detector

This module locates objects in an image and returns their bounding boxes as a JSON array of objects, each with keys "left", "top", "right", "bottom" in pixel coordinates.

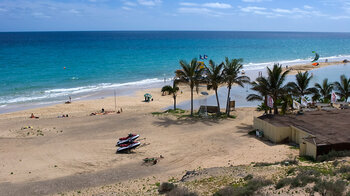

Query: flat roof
[{"left": 258, "top": 110, "right": 350, "bottom": 146}]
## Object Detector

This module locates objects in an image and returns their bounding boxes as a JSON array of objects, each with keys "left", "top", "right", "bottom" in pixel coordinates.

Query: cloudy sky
[{"left": 0, "top": 0, "right": 350, "bottom": 32}]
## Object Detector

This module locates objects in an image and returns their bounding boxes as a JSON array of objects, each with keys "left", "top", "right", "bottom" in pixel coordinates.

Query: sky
[{"left": 0, "top": 0, "right": 350, "bottom": 32}]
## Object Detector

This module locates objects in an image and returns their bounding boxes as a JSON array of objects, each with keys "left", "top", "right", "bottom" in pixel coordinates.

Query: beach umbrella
[{"left": 144, "top": 93, "right": 152, "bottom": 98}]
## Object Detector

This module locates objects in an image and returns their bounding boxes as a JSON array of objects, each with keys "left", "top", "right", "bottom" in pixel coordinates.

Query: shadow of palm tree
[
  {"left": 236, "top": 123, "right": 277, "bottom": 147},
  {"left": 236, "top": 123, "right": 253, "bottom": 134},
  {"left": 152, "top": 116, "right": 220, "bottom": 127}
]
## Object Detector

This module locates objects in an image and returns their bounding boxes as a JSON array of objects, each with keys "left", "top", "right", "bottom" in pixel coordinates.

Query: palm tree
[
  {"left": 315, "top": 78, "right": 333, "bottom": 103},
  {"left": 175, "top": 58, "right": 204, "bottom": 116},
  {"left": 266, "top": 64, "right": 290, "bottom": 114},
  {"left": 161, "top": 81, "right": 179, "bottom": 110},
  {"left": 333, "top": 75, "right": 350, "bottom": 102},
  {"left": 286, "top": 71, "right": 317, "bottom": 98},
  {"left": 247, "top": 64, "right": 289, "bottom": 114},
  {"left": 222, "top": 57, "right": 250, "bottom": 116},
  {"left": 246, "top": 76, "right": 270, "bottom": 114},
  {"left": 205, "top": 60, "right": 223, "bottom": 114}
]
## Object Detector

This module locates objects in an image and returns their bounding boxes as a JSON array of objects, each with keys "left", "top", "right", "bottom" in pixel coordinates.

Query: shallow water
[{"left": 1, "top": 31, "right": 350, "bottom": 113}]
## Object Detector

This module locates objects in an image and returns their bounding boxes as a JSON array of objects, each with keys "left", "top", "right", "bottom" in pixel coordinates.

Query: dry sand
[
  {"left": 0, "top": 85, "right": 297, "bottom": 195},
  {"left": 283, "top": 60, "right": 349, "bottom": 75},
  {"left": 1, "top": 61, "right": 343, "bottom": 195}
]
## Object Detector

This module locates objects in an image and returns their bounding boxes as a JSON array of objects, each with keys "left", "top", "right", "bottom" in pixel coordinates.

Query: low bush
[
  {"left": 243, "top": 174, "right": 253, "bottom": 181},
  {"left": 275, "top": 178, "right": 292, "bottom": 189},
  {"left": 287, "top": 167, "right": 296, "bottom": 176},
  {"left": 166, "top": 186, "right": 198, "bottom": 196},
  {"left": 313, "top": 179, "right": 346, "bottom": 196},
  {"left": 254, "top": 159, "right": 298, "bottom": 167},
  {"left": 276, "top": 168, "right": 320, "bottom": 189},
  {"left": 337, "top": 165, "right": 350, "bottom": 174},
  {"left": 158, "top": 182, "right": 175, "bottom": 194},
  {"left": 214, "top": 178, "right": 272, "bottom": 196},
  {"left": 317, "top": 150, "right": 350, "bottom": 162}
]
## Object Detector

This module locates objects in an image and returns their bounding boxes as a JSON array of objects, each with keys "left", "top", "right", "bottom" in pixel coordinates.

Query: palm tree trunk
[
  {"left": 215, "top": 89, "right": 220, "bottom": 115},
  {"left": 190, "top": 87, "right": 193, "bottom": 116},
  {"left": 264, "top": 95, "right": 268, "bottom": 114},
  {"left": 173, "top": 95, "right": 176, "bottom": 110},
  {"left": 226, "top": 86, "right": 231, "bottom": 116},
  {"left": 273, "top": 97, "right": 278, "bottom": 115}
]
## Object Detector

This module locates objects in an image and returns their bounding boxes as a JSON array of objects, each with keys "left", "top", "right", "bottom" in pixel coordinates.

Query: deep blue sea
[{"left": 1, "top": 31, "right": 350, "bottom": 112}]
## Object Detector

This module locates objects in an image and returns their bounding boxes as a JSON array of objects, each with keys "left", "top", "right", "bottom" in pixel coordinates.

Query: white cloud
[
  {"left": 177, "top": 7, "right": 226, "bottom": 17},
  {"left": 180, "top": 2, "right": 232, "bottom": 9},
  {"left": 330, "top": 15, "right": 350, "bottom": 20},
  {"left": 69, "top": 9, "right": 80, "bottom": 14},
  {"left": 240, "top": 6, "right": 266, "bottom": 12},
  {"left": 303, "top": 5, "right": 313, "bottom": 10},
  {"left": 178, "top": 7, "right": 211, "bottom": 14},
  {"left": 272, "top": 8, "right": 292, "bottom": 14},
  {"left": 32, "top": 12, "right": 50, "bottom": 18},
  {"left": 242, "top": 0, "right": 271, "bottom": 2},
  {"left": 179, "top": 2, "right": 198, "bottom": 6},
  {"left": 137, "top": 0, "right": 162, "bottom": 6},
  {"left": 202, "top": 3, "right": 232, "bottom": 9},
  {"left": 123, "top": 1, "right": 137, "bottom": 6},
  {"left": 177, "top": 2, "right": 232, "bottom": 16},
  {"left": 122, "top": 6, "right": 132, "bottom": 10}
]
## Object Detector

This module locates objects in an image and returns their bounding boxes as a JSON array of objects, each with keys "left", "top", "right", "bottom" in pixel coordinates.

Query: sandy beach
[
  {"left": 0, "top": 84, "right": 300, "bottom": 195},
  {"left": 283, "top": 60, "right": 349, "bottom": 75},
  {"left": 0, "top": 61, "right": 346, "bottom": 195}
]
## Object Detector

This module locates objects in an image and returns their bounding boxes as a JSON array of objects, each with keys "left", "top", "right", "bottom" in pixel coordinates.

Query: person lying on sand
[
  {"left": 58, "top": 114, "right": 69, "bottom": 118},
  {"left": 30, "top": 113, "right": 39, "bottom": 119}
]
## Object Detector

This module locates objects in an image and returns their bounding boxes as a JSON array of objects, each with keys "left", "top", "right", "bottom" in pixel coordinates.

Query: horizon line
[{"left": 1, "top": 30, "right": 350, "bottom": 33}]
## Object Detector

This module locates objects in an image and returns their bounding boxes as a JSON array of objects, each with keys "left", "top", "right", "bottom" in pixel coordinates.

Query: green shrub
[
  {"left": 298, "top": 156, "right": 315, "bottom": 162},
  {"left": 275, "top": 178, "right": 292, "bottom": 189},
  {"left": 167, "top": 186, "right": 198, "bottom": 196},
  {"left": 287, "top": 168, "right": 296, "bottom": 175},
  {"left": 243, "top": 174, "right": 253, "bottom": 181},
  {"left": 276, "top": 168, "right": 320, "bottom": 189},
  {"left": 214, "top": 178, "right": 272, "bottom": 196},
  {"left": 254, "top": 159, "right": 298, "bottom": 167},
  {"left": 337, "top": 165, "right": 350, "bottom": 174},
  {"left": 314, "top": 179, "right": 346, "bottom": 196},
  {"left": 317, "top": 150, "right": 350, "bottom": 162},
  {"left": 248, "top": 130, "right": 256, "bottom": 135},
  {"left": 158, "top": 182, "right": 175, "bottom": 194}
]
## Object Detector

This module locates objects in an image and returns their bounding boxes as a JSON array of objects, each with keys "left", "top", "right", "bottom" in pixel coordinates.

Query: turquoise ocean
[{"left": 1, "top": 31, "right": 350, "bottom": 113}]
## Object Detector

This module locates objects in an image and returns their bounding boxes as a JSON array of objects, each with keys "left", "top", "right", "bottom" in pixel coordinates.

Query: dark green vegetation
[
  {"left": 161, "top": 81, "right": 180, "bottom": 110},
  {"left": 247, "top": 67, "right": 350, "bottom": 114},
  {"left": 158, "top": 182, "right": 198, "bottom": 196},
  {"left": 214, "top": 178, "right": 272, "bottom": 196},
  {"left": 156, "top": 157, "right": 350, "bottom": 196},
  {"left": 162, "top": 57, "right": 249, "bottom": 117}
]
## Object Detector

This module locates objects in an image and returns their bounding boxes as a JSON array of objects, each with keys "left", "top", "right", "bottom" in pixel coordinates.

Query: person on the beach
[
  {"left": 30, "top": 113, "right": 39, "bottom": 119},
  {"left": 101, "top": 108, "right": 105, "bottom": 113}
]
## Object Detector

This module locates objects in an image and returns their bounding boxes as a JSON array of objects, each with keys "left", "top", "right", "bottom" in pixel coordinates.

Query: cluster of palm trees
[
  {"left": 246, "top": 64, "right": 350, "bottom": 115},
  {"left": 162, "top": 57, "right": 249, "bottom": 116}
]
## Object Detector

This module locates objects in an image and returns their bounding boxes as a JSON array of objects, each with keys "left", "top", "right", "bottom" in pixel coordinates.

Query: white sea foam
[
  {"left": 1, "top": 54, "right": 350, "bottom": 106},
  {"left": 0, "top": 78, "right": 166, "bottom": 105}
]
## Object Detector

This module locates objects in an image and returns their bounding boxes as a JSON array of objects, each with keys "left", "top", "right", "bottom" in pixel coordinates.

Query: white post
[{"left": 114, "top": 90, "right": 117, "bottom": 112}]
